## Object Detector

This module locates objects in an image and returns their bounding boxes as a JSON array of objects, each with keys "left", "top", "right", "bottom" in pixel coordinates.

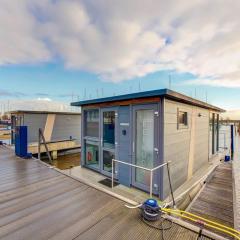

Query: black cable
[{"left": 141, "top": 216, "right": 173, "bottom": 240}]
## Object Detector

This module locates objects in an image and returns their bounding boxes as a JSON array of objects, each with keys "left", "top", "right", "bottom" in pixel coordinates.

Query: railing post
[
  {"left": 150, "top": 170, "right": 153, "bottom": 198},
  {"left": 167, "top": 162, "right": 176, "bottom": 207},
  {"left": 111, "top": 159, "right": 114, "bottom": 189},
  {"left": 38, "top": 128, "right": 52, "bottom": 164}
]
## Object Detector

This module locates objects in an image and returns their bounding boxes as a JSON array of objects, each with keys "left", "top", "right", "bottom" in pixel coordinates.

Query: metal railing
[
  {"left": 38, "top": 128, "right": 52, "bottom": 164},
  {"left": 111, "top": 159, "right": 175, "bottom": 206}
]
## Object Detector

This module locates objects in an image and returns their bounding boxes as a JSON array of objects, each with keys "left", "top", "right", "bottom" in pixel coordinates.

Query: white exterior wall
[
  {"left": 23, "top": 113, "right": 81, "bottom": 143},
  {"left": 51, "top": 114, "right": 81, "bottom": 143},
  {"left": 162, "top": 99, "right": 210, "bottom": 199},
  {"left": 24, "top": 113, "right": 47, "bottom": 143}
]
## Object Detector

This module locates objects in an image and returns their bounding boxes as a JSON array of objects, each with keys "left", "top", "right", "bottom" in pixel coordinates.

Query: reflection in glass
[
  {"left": 85, "top": 110, "right": 99, "bottom": 137},
  {"left": 103, "top": 150, "right": 115, "bottom": 173},
  {"left": 135, "top": 110, "right": 154, "bottom": 185},
  {"left": 103, "top": 111, "right": 115, "bottom": 149},
  {"left": 85, "top": 143, "right": 99, "bottom": 169}
]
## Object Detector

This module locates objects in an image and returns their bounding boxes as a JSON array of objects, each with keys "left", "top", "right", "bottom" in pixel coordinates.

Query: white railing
[{"left": 111, "top": 159, "right": 175, "bottom": 206}]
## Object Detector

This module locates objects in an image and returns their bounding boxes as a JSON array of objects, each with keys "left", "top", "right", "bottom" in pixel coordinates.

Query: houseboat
[{"left": 71, "top": 89, "right": 224, "bottom": 199}]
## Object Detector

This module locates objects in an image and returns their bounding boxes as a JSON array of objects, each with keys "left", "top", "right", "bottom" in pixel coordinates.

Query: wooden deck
[
  {"left": 188, "top": 163, "right": 233, "bottom": 238},
  {"left": 0, "top": 146, "right": 212, "bottom": 240}
]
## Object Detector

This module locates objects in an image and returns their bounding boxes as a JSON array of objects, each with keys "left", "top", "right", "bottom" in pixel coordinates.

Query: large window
[{"left": 85, "top": 109, "right": 99, "bottom": 138}]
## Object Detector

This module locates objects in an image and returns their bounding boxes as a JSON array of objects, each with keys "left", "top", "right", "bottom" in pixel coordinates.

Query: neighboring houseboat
[
  {"left": 9, "top": 110, "right": 81, "bottom": 156},
  {"left": 71, "top": 89, "right": 224, "bottom": 199}
]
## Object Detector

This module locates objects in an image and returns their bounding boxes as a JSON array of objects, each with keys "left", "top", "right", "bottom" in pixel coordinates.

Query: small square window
[{"left": 178, "top": 110, "right": 188, "bottom": 128}]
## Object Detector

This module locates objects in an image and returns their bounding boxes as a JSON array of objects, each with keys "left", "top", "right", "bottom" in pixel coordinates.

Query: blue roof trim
[
  {"left": 71, "top": 88, "right": 224, "bottom": 112},
  {"left": 71, "top": 89, "right": 168, "bottom": 106}
]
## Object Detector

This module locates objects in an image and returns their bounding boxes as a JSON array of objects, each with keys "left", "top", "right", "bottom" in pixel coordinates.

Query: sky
[{"left": 0, "top": 0, "right": 240, "bottom": 111}]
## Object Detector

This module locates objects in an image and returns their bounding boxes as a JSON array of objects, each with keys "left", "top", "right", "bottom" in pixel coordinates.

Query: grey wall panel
[
  {"left": 162, "top": 99, "right": 210, "bottom": 199},
  {"left": 24, "top": 114, "right": 47, "bottom": 143},
  {"left": 192, "top": 109, "right": 209, "bottom": 173},
  {"left": 51, "top": 114, "right": 81, "bottom": 142},
  {"left": 117, "top": 106, "right": 131, "bottom": 187}
]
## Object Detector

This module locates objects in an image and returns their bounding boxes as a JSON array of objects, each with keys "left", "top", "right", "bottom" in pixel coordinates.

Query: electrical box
[{"left": 15, "top": 126, "right": 28, "bottom": 158}]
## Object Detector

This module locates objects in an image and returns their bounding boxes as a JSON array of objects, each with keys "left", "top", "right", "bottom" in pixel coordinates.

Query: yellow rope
[{"left": 162, "top": 208, "right": 240, "bottom": 240}]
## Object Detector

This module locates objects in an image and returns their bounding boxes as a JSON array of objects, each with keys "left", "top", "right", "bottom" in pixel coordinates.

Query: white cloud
[
  {"left": 0, "top": 0, "right": 239, "bottom": 85},
  {"left": 37, "top": 97, "right": 52, "bottom": 102},
  {"left": 0, "top": 99, "right": 80, "bottom": 113}
]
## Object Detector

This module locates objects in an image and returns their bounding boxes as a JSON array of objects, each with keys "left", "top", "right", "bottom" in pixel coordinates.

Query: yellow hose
[
  {"left": 164, "top": 208, "right": 240, "bottom": 235},
  {"left": 162, "top": 208, "right": 240, "bottom": 240}
]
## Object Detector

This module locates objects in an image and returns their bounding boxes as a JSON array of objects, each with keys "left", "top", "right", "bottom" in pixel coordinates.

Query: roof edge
[{"left": 71, "top": 88, "right": 225, "bottom": 112}]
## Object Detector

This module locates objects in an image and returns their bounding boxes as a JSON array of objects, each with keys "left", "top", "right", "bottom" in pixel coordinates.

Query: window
[
  {"left": 178, "top": 110, "right": 188, "bottom": 128},
  {"left": 103, "top": 111, "right": 115, "bottom": 149},
  {"left": 85, "top": 142, "right": 99, "bottom": 169},
  {"left": 209, "top": 113, "right": 219, "bottom": 155},
  {"left": 85, "top": 109, "right": 99, "bottom": 138}
]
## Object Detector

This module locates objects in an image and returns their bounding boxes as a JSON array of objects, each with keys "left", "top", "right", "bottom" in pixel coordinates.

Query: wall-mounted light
[{"left": 198, "top": 113, "right": 202, "bottom": 117}]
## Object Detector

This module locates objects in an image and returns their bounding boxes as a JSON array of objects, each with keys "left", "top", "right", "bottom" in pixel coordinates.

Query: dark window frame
[{"left": 177, "top": 109, "right": 188, "bottom": 129}]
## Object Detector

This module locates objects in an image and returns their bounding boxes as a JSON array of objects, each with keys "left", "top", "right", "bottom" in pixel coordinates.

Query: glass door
[
  {"left": 100, "top": 108, "right": 118, "bottom": 177},
  {"left": 132, "top": 104, "right": 158, "bottom": 192}
]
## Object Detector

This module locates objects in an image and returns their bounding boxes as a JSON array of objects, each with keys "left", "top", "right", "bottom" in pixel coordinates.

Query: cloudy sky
[{"left": 0, "top": 0, "right": 240, "bottom": 110}]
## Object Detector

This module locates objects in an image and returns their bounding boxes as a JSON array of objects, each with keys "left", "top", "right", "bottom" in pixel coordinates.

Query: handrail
[
  {"left": 38, "top": 128, "right": 53, "bottom": 164},
  {"left": 111, "top": 159, "right": 175, "bottom": 206}
]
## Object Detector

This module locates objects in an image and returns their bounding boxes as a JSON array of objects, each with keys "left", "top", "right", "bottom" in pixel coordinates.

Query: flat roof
[
  {"left": 8, "top": 110, "right": 81, "bottom": 115},
  {"left": 71, "top": 88, "right": 225, "bottom": 112}
]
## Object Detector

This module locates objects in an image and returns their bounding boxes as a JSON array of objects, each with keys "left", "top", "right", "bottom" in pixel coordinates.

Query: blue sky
[
  {"left": 0, "top": 1, "right": 239, "bottom": 110},
  {"left": 1, "top": 63, "right": 239, "bottom": 110}
]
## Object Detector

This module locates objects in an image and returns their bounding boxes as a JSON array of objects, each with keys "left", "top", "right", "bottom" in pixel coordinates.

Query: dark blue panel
[
  {"left": 15, "top": 126, "right": 28, "bottom": 157},
  {"left": 117, "top": 106, "right": 131, "bottom": 187},
  {"left": 231, "top": 125, "right": 234, "bottom": 159}
]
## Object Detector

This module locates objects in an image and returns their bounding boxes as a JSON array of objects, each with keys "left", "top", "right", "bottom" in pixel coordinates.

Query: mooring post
[{"left": 167, "top": 161, "right": 176, "bottom": 207}]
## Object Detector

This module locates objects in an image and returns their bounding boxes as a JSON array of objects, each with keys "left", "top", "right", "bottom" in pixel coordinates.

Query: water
[
  {"left": 0, "top": 126, "right": 11, "bottom": 145},
  {"left": 42, "top": 152, "right": 81, "bottom": 170}
]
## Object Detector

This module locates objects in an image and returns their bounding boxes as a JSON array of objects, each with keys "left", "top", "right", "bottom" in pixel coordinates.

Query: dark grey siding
[
  {"left": 117, "top": 106, "right": 131, "bottom": 186},
  {"left": 51, "top": 114, "right": 81, "bottom": 142},
  {"left": 24, "top": 113, "right": 47, "bottom": 143}
]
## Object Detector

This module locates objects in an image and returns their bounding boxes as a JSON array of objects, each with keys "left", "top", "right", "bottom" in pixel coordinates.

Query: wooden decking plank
[
  {"left": 0, "top": 171, "right": 59, "bottom": 192},
  {"left": 0, "top": 177, "right": 82, "bottom": 218},
  {"left": 0, "top": 185, "right": 88, "bottom": 229},
  {"left": 0, "top": 188, "right": 111, "bottom": 240},
  {"left": 0, "top": 186, "right": 94, "bottom": 239},
  {"left": 0, "top": 146, "right": 210, "bottom": 240},
  {"left": 188, "top": 163, "right": 233, "bottom": 239},
  {"left": 0, "top": 175, "right": 65, "bottom": 203},
  {"left": 48, "top": 200, "right": 124, "bottom": 240}
]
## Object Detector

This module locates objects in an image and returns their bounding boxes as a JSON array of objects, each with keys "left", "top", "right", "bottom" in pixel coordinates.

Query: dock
[
  {"left": 188, "top": 163, "right": 233, "bottom": 238},
  {"left": 0, "top": 146, "right": 211, "bottom": 240},
  {"left": 28, "top": 139, "right": 80, "bottom": 155}
]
